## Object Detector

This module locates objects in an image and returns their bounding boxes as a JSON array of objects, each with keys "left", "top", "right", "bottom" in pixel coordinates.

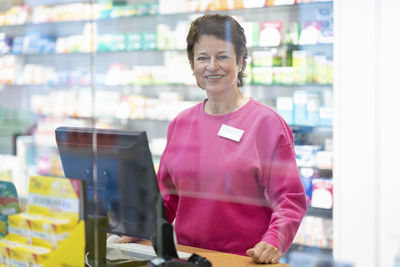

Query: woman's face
[{"left": 193, "top": 35, "right": 243, "bottom": 95}]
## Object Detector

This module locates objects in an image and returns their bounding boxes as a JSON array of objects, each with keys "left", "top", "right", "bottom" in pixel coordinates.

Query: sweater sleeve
[
  {"left": 156, "top": 119, "right": 179, "bottom": 224},
  {"left": 261, "top": 128, "right": 307, "bottom": 253}
]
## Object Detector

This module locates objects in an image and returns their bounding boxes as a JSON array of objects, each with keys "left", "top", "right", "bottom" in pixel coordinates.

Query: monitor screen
[{"left": 55, "top": 126, "right": 158, "bottom": 240}]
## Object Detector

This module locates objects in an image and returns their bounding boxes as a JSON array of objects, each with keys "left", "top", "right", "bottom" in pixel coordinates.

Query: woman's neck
[{"left": 204, "top": 90, "right": 249, "bottom": 115}]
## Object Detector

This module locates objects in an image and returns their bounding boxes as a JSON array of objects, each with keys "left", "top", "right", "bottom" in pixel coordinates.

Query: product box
[
  {"left": 295, "top": 145, "right": 321, "bottom": 167},
  {"left": 319, "top": 106, "right": 333, "bottom": 127},
  {"left": 7, "top": 213, "right": 43, "bottom": 244},
  {"left": 0, "top": 239, "right": 20, "bottom": 267},
  {"left": 252, "top": 51, "right": 273, "bottom": 67},
  {"left": 241, "top": 22, "right": 260, "bottom": 47},
  {"left": 299, "top": 21, "right": 322, "bottom": 45},
  {"left": 314, "top": 54, "right": 328, "bottom": 84},
  {"left": 311, "top": 178, "right": 333, "bottom": 209},
  {"left": 293, "top": 90, "right": 308, "bottom": 126},
  {"left": 10, "top": 243, "right": 51, "bottom": 267},
  {"left": 251, "top": 67, "right": 273, "bottom": 84},
  {"left": 299, "top": 167, "right": 314, "bottom": 206},
  {"left": 292, "top": 50, "right": 308, "bottom": 84},
  {"left": 282, "top": 22, "right": 300, "bottom": 45},
  {"left": 258, "top": 21, "right": 283, "bottom": 47},
  {"left": 126, "top": 33, "right": 142, "bottom": 51},
  {"left": 141, "top": 32, "right": 157, "bottom": 50},
  {"left": 276, "top": 97, "right": 294, "bottom": 125},
  {"left": 27, "top": 175, "right": 82, "bottom": 221},
  {"left": 0, "top": 181, "right": 19, "bottom": 238},
  {"left": 306, "top": 93, "right": 320, "bottom": 126},
  {"left": 30, "top": 216, "right": 77, "bottom": 250},
  {"left": 272, "top": 66, "right": 293, "bottom": 84}
]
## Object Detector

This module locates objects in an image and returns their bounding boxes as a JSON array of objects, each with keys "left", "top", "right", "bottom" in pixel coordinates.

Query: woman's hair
[{"left": 186, "top": 14, "right": 248, "bottom": 87}]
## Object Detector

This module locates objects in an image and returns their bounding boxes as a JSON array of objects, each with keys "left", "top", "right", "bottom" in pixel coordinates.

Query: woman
[{"left": 157, "top": 14, "right": 306, "bottom": 264}]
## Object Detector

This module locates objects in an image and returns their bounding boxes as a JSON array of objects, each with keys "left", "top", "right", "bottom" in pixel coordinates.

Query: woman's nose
[{"left": 207, "top": 58, "right": 219, "bottom": 71}]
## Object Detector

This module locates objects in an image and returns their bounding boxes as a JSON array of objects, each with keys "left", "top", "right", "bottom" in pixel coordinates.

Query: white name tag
[{"left": 217, "top": 124, "right": 244, "bottom": 142}]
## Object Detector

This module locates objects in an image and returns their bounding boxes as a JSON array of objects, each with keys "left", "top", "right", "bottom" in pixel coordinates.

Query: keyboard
[{"left": 107, "top": 242, "right": 192, "bottom": 260}]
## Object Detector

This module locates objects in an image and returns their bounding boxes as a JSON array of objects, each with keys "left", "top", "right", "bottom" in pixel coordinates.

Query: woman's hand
[
  {"left": 112, "top": 235, "right": 135, "bottom": 244},
  {"left": 107, "top": 234, "right": 135, "bottom": 244},
  {"left": 246, "top": 241, "right": 282, "bottom": 264}
]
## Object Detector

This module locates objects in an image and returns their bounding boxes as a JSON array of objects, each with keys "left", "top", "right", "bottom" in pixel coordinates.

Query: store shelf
[
  {"left": 289, "top": 244, "right": 333, "bottom": 256},
  {"left": 306, "top": 207, "right": 332, "bottom": 219},
  {"left": 0, "top": 1, "right": 333, "bottom": 29},
  {"left": 0, "top": 83, "right": 332, "bottom": 89},
  {"left": 0, "top": 42, "right": 332, "bottom": 57}
]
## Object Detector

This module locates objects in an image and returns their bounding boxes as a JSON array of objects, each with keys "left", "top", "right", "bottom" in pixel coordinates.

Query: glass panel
[{"left": 0, "top": 0, "right": 338, "bottom": 266}]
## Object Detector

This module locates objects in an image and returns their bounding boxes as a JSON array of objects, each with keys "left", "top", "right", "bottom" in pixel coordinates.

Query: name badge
[{"left": 218, "top": 124, "right": 244, "bottom": 142}]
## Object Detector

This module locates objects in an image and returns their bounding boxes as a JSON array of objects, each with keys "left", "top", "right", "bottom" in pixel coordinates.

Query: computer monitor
[{"left": 55, "top": 126, "right": 158, "bottom": 240}]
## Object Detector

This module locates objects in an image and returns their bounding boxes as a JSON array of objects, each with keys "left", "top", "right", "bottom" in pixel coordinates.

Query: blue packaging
[{"left": 293, "top": 90, "right": 307, "bottom": 126}]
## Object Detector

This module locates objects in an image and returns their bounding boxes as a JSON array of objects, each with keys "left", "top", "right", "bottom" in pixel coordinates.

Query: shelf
[
  {"left": 306, "top": 207, "right": 332, "bottom": 219},
  {"left": 0, "top": 83, "right": 332, "bottom": 90},
  {"left": 291, "top": 125, "right": 332, "bottom": 133},
  {"left": 289, "top": 244, "right": 332, "bottom": 255},
  {"left": 1, "top": 42, "right": 333, "bottom": 58},
  {"left": 0, "top": 1, "right": 333, "bottom": 29}
]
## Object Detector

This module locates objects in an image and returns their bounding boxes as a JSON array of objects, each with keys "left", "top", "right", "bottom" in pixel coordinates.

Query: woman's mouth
[{"left": 205, "top": 75, "right": 224, "bottom": 80}]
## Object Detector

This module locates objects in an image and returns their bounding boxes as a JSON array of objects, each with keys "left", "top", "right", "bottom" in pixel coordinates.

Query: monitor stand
[{"left": 86, "top": 215, "right": 147, "bottom": 267}]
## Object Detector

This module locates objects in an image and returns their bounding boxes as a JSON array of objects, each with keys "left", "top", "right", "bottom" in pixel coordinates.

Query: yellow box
[
  {"left": 2, "top": 221, "right": 84, "bottom": 267},
  {"left": 0, "top": 239, "right": 21, "bottom": 267},
  {"left": 10, "top": 243, "right": 50, "bottom": 267},
  {"left": 28, "top": 176, "right": 81, "bottom": 221},
  {"left": 42, "top": 220, "right": 85, "bottom": 267},
  {"left": 31, "top": 215, "right": 78, "bottom": 250},
  {"left": 7, "top": 213, "right": 44, "bottom": 244}
]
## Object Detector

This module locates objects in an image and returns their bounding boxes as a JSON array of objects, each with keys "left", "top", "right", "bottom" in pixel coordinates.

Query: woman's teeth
[{"left": 206, "top": 75, "right": 223, "bottom": 79}]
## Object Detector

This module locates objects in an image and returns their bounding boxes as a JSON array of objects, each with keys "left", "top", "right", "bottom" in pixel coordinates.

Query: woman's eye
[
  {"left": 197, "top": 56, "right": 207, "bottom": 61},
  {"left": 219, "top": 55, "right": 229, "bottom": 60}
]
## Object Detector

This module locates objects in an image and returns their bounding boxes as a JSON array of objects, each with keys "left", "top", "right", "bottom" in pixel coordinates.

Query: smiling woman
[{"left": 156, "top": 14, "right": 307, "bottom": 265}]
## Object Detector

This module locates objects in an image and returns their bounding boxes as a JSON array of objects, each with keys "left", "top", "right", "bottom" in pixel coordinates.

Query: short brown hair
[{"left": 186, "top": 14, "right": 248, "bottom": 87}]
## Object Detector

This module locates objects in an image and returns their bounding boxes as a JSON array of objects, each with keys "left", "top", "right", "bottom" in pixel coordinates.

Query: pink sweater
[{"left": 157, "top": 98, "right": 306, "bottom": 255}]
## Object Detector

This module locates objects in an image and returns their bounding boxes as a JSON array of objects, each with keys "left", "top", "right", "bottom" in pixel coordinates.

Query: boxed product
[
  {"left": 299, "top": 21, "right": 322, "bottom": 45},
  {"left": 0, "top": 239, "right": 20, "bottom": 267},
  {"left": 272, "top": 66, "right": 293, "bottom": 84},
  {"left": 10, "top": 243, "right": 51, "bottom": 267},
  {"left": 282, "top": 22, "right": 300, "bottom": 45},
  {"left": 311, "top": 178, "right": 333, "bottom": 209},
  {"left": 252, "top": 51, "right": 273, "bottom": 67},
  {"left": 156, "top": 24, "right": 171, "bottom": 50},
  {"left": 276, "top": 97, "right": 294, "bottom": 125},
  {"left": 241, "top": 22, "right": 260, "bottom": 47},
  {"left": 295, "top": 145, "right": 321, "bottom": 167},
  {"left": 314, "top": 54, "right": 328, "bottom": 84},
  {"left": 292, "top": 50, "right": 308, "bottom": 84},
  {"left": 126, "top": 33, "right": 142, "bottom": 50},
  {"left": 27, "top": 175, "right": 82, "bottom": 221},
  {"left": 258, "top": 21, "right": 283, "bottom": 47},
  {"left": 319, "top": 106, "right": 333, "bottom": 126},
  {"left": 306, "top": 93, "right": 320, "bottom": 126},
  {"left": 0, "top": 181, "right": 19, "bottom": 238},
  {"left": 141, "top": 32, "right": 157, "bottom": 50},
  {"left": 299, "top": 167, "right": 314, "bottom": 206},
  {"left": 30, "top": 216, "right": 77, "bottom": 250},
  {"left": 251, "top": 67, "right": 273, "bottom": 84},
  {"left": 293, "top": 90, "right": 308, "bottom": 125},
  {"left": 316, "top": 151, "right": 333, "bottom": 170},
  {"left": 7, "top": 213, "right": 44, "bottom": 244}
]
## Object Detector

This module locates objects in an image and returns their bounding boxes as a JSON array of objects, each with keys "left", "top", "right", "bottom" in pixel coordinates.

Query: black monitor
[{"left": 55, "top": 126, "right": 179, "bottom": 266}]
